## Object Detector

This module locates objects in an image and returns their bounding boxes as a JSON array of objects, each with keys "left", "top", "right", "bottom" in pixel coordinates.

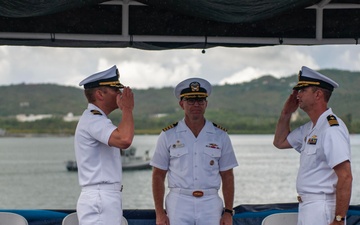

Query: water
[{"left": 1, "top": 134, "right": 359, "bottom": 209}]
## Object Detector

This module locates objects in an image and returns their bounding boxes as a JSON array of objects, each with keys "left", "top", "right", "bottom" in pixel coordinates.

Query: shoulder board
[
  {"left": 213, "top": 122, "right": 227, "bottom": 132},
  {"left": 162, "top": 122, "right": 178, "bottom": 131},
  {"left": 91, "top": 110, "right": 102, "bottom": 115},
  {"left": 327, "top": 115, "right": 339, "bottom": 127}
]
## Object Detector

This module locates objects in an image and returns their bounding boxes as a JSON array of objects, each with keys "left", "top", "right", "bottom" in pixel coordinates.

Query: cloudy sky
[{"left": 1, "top": 44, "right": 359, "bottom": 89}]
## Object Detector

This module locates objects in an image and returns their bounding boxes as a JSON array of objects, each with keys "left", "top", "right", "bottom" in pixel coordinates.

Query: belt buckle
[
  {"left": 297, "top": 196, "right": 303, "bottom": 203},
  {"left": 192, "top": 191, "right": 204, "bottom": 197}
]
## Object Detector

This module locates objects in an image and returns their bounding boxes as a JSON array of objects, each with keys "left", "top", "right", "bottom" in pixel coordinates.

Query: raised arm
[
  {"left": 109, "top": 87, "right": 135, "bottom": 149},
  {"left": 273, "top": 90, "right": 299, "bottom": 149}
]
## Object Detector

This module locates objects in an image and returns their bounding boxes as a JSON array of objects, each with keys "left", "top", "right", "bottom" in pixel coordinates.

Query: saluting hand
[
  {"left": 117, "top": 86, "right": 134, "bottom": 111},
  {"left": 282, "top": 90, "right": 299, "bottom": 116}
]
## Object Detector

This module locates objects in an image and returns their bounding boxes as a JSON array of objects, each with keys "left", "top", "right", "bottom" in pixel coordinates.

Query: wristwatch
[
  {"left": 224, "top": 208, "right": 235, "bottom": 216},
  {"left": 335, "top": 215, "right": 345, "bottom": 222}
]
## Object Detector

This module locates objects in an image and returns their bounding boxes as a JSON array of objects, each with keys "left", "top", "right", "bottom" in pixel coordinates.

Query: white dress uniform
[
  {"left": 75, "top": 65, "right": 126, "bottom": 225},
  {"left": 75, "top": 103, "right": 123, "bottom": 225},
  {"left": 287, "top": 108, "right": 351, "bottom": 225},
  {"left": 150, "top": 118, "right": 238, "bottom": 225}
]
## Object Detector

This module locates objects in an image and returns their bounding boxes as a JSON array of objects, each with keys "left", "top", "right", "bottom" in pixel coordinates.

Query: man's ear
[
  {"left": 179, "top": 100, "right": 184, "bottom": 109},
  {"left": 95, "top": 88, "right": 105, "bottom": 100},
  {"left": 315, "top": 89, "right": 323, "bottom": 99}
]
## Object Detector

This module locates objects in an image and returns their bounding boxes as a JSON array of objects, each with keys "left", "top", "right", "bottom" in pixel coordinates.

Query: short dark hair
[
  {"left": 311, "top": 86, "right": 332, "bottom": 102},
  {"left": 84, "top": 87, "right": 108, "bottom": 103}
]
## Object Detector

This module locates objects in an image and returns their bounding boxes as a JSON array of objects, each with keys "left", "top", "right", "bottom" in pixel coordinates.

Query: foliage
[{"left": 1, "top": 69, "right": 360, "bottom": 135}]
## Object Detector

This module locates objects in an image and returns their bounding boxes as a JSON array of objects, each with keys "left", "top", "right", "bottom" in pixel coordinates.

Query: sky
[{"left": 1, "top": 44, "right": 360, "bottom": 89}]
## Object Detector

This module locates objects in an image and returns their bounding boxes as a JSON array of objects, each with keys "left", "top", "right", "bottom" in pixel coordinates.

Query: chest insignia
[
  {"left": 172, "top": 140, "right": 184, "bottom": 149},
  {"left": 163, "top": 122, "right": 178, "bottom": 131},
  {"left": 206, "top": 143, "right": 221, "bottom": 149},
  {"left": 327, "top": 115, "right": 339, "bottom": 127},
  {"left": 91, "top": 110, "right": 102, "bottom": 115},
  {"left": 307, "top": 135, "right": 318, "bottom": 145}
]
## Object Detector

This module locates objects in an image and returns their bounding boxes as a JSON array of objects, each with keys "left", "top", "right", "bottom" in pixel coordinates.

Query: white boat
[
  {"left": 66, "top": 147, "right": 152, "bottom": 172},
  {"left": 121, "top": 147, "right": 152, "bottom": 171}
]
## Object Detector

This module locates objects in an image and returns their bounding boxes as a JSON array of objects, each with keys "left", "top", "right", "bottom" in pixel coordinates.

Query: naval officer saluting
[
  {"left": 273, "top": 66, "right": 352, "bottom": 225},
  {"left": 75, "top": 65, "right": 134, "bottom": 225},
  {"left": 151, "top": 77, "right": 238, "bottom": 225}
]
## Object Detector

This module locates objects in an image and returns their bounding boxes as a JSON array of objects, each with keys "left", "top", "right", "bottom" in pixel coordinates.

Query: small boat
[
  {"left": 65, "top": 160, "right": 78, "bottom": 171},
  {"left": 121, "top": 147, "right": 152, "bottom": 171},
  {"left": 66, "top": 147, "right": 152, "bottom": 172}
]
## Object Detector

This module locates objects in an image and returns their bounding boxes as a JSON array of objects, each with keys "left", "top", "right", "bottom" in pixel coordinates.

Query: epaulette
[
  {"left": 162, "top": 122, "right": 178, "bottom": 131},
  {"left": 213, "top": 122, "right": 227, "bottom": 132},
  {"left": 327, "top": 115, "right": 339, "bottom": 127},
  {"left": 91, "top": 110, "right": 102, "bottom": 115}
]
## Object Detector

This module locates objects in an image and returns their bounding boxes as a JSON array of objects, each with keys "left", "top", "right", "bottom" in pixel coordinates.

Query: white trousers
[
  {"left": 165, "top": 191, "right": 223, "bottom": 225},
  {"left": 77, "top": 189, "right": 123, "bottom": 225},
  {"left": 298, "top": 199, "right": 339, "bottom": 225}
]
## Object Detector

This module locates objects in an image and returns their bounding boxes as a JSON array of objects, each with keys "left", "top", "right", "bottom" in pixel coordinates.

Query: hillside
[{"left": 1, "top": 69, "right": 360, "bottom": 134}]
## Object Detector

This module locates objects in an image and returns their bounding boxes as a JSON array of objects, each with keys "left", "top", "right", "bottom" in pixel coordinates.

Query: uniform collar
[
  {"left": 312, "top": 108, "right": 333, "bottom": 129},
  {"left": 176, "top": 119, "right": 215, "bottom": 134},
  {"left": 87, "top": 103, "right": 106, "bottom": 116}
]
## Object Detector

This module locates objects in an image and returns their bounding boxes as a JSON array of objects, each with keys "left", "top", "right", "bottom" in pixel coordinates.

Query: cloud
[
  {"left": 219, "top": 67, "right": 270, "bottom": 85},
  {"left": 0, "top": 48, "right": 11, "bottom": 82},
  {"left": 208, "top": 45, "right": 319, "bottom": 84},
  {"left": 337, "top": 49, "right": 360, "bottom": 71},
  {"left": 0, "top": 45, "right": 359, "bottom": 89}
]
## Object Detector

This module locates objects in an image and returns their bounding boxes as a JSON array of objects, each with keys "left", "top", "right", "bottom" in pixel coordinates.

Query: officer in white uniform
[
  {"left": 273, "top": 66, "right": 352, "bottom": 225},
  {"left": 151, "top": 78, "right": 238, "bottom": 225},
  {"left": 75, "top": 65, "right": 134, "bottom": 225}
]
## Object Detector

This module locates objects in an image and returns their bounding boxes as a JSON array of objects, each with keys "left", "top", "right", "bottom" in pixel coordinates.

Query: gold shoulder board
[
  {"left": 327, "top": 115, "right": 339, "bottom": 127},
  {"left": 213, "top": 122, "right": 227, "bottom": 132},
  {"left": 91, "top": 110, "right": 102, "bottom": 115},
  {"left": 162, "top": 122, "right": 178, "bottom": 131}
]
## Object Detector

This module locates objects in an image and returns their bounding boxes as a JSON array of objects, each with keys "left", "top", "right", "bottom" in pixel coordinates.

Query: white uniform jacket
[
  {"left": 74, "top": 103, "right": 121, "bottom": 187},
  {"left": 150, "top": 119, "right": 238, "bottom": 190},
  {"left": 287, "top": 108, "right": 351, "bottom": 195}
]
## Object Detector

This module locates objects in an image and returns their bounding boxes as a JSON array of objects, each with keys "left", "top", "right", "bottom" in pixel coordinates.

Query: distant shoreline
[{"left": 0, "top": 133, "right": 73, "bottom": 138}]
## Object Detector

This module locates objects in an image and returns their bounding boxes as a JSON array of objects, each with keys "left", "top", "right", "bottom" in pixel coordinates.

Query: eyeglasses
[{"left": 183, "top": 98, "right": 207, "bottom": 105}]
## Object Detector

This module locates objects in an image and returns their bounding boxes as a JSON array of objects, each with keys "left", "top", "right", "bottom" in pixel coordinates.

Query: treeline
[
  {"left": 1, "top": 69, "right": 360, "bottom": 135},
  {"left": 1, "top": 110, "right": 360, "bottom": 136}
]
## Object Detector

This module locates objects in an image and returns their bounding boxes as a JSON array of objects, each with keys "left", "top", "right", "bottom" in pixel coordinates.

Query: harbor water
[{"left": 0, "top": 134, "right": 359, "bottom": 209}]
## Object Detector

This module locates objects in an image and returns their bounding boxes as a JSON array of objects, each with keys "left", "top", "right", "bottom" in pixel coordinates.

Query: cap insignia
[
  {"left": 190, "top": 82, "right": 200, "bottom": 92},
  {"left": 91, "top": 110, "right": 102, "bottom": 115},
  {"left": 327, "top": 115, "right": 339, "bottom": 127},
  {"left": 162, "top": 122, "right": 178, "bottom": 131}
]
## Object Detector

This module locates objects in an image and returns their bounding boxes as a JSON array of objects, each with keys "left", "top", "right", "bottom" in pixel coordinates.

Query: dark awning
[{"left": 0, "top": 0, "right": 359, "bottom": 50}]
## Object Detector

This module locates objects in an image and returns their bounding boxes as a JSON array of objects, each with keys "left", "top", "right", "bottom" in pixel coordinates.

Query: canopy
[{"left": 0, "top": 0, "right": 359, "bottom": 50}]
